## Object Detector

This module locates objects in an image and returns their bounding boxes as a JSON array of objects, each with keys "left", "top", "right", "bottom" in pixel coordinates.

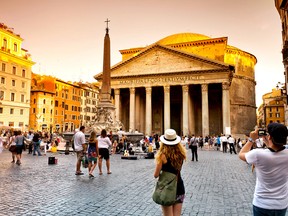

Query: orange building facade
[{"left": 30, "top": 73, "right": 99, "bottom": 132}]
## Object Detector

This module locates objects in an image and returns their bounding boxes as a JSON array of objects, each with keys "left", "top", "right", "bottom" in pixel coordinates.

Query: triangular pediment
[{"left": 95, "top": 44, "right": 231, "bottom": 80}]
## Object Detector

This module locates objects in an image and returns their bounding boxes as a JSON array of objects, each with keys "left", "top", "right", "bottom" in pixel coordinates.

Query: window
[
  {"left": 11, "top": 93, "right": 15, "bottom": 101},
  {"left": 65, "top": 105, "right": 68, "bottom": 110},
  {"left": 21, "top": 94, "right": 24, "bottom": 102},
  {"left": 20, "top": 109, "right": 24, "bottom": 115},
  {"left": 14, "top": 43, "right": 17, "bottom": 52},
  {"left": 0, "top": 121, "right": 3, "bottom": 125},
  {"left": 0, "top": 107, "right": 3, "bottom": 113},
  {"left": 13, "top": 66, "right": 16, "bottom": 75},
  {"left": 55, "top": 110, "right": 58, "bottom": 115},
  {"left": 22, "top": 69, "right": 25, "bottom": 78},
  {"left": 1, "top": 63, "right": 5, "bottom": 72},
  {"left": 34, "top": 99, "right": 36, "bottom": 104},
  {"left": 19, "top": 122, "right": 23, "bottom": 127},
  {"left": 43, "top": 99, "right": 46, "bottom": 104},
  {"left": 1, "top": 77, "right": 5, "bottom": 84},
  {"left": 276, "top": 101, "right": 279, "bottom": 105},
  {"left": 43, "top": 108, "right": 45, "bottom": 114},
  {"left": 33, "top": 108, "right": 35, "bottom": 113},
  {"left": 3, "top": 39, "right": 7, "bottom": 48},
  {"left": 269, "top": 107, "right": 272, "bottom": 112},
  {"left": 10, "top": 108, "right": 14, "bottom": 114},
  {"left": 9, "top": 122, "right": 14, "bottom": 127},
  {"left": 12, "top": 80, "right": 15, "bottom": 86},
  {"left": 0, "top": 91, "right": 4, "bottom": 100},
  {"left": 55, "top": 100, "right": 58, "bottom": 107},
  {"left": 269, "top": 113, "right": 273, "bottom": 118},
  {"left": 22, "top": 82, "right": 25, "bottom": 88},
  {"left": 276, "top": 113, "right": 280, "bottom": 118}
]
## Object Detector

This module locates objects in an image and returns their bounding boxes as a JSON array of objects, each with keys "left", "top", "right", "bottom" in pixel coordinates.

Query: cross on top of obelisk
[{"left": 105, "top": 18, "right": 110, "bottom": 34}]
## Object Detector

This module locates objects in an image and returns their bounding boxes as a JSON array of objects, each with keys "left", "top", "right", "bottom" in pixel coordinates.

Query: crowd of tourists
[
  {"left": 0, "top": 129, "right": 62, "bottom": 165},
  {"left": 1, "top": 124, "right": 288, "bottom": 216}
]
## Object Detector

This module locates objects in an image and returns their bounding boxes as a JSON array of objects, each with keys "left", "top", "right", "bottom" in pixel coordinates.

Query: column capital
[
  {"left": 129, "top": 87, "right": 135, "bottom": 94},
  {"left": 114, "top": 88, "right": 120, "bottom": 95},
  {"left": 164, "top": 85, "right": 170, "bottom": 93},
  {"left": 222, "top": 82, "right": 230, "bottom": 90},
  {"left": 145, "top": 87, "right": 152, "bottom": 94},
  {"left": 201, "top": 84, "right": 208, "bottom": 92},
  {"left": 182, "top": 85, "right": 189, "bottom": 92}
]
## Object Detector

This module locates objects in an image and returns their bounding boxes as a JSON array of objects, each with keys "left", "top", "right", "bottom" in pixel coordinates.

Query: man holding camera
[{"left": 239, "top": 123, "right": 288, "bottom": 216}]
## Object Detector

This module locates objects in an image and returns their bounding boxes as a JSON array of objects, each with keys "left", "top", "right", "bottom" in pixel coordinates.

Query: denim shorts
[{"left": 253, "top": 205, "right": 287, "bottom": 216}]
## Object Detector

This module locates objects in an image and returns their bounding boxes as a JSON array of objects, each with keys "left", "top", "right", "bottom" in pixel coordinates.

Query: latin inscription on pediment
[{"left": 119, "top": 75, "right": 205, "bottom": 85}]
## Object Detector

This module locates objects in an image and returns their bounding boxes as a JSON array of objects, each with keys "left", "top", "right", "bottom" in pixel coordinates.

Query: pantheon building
[{"left": 95, "top": 33, "right": 257, "bottom": 137}]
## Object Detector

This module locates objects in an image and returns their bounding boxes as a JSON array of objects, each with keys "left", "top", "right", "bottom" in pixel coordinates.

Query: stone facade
[{"left": 95, "top": 33, "right": 257, "bottom": 137}]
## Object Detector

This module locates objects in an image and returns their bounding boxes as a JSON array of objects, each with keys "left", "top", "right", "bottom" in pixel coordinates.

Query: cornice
[
  {"left": 231, "top": 103, "right": 257, "bottom": 109},
  {"left": 233, "top": 74, "right": 256, "bottom": 85},
  {"left": 165, "top": 37, "right": 228, "bottom": 49},
  {"left": 0, "top": 50, "right": 35, "bottom": 66},
  {"left": 97, "top": 68, "right": 232, "bottom": 81}
]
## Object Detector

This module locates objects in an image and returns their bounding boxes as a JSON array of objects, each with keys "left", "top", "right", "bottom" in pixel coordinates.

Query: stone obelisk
[
  {"left": 99, "top": 19, "right": 114, "bottom": 107},
  {"left": 93, "top": 19, "right": 116, "bottom": 132},
  {"left": 99, "top": 19, "right": 113, "bottom": 106}
]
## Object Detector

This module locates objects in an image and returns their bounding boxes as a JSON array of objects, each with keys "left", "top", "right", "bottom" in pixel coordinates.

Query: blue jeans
[
  {"left": 253, "top": 205, "right": 287, "bottom": 216},
  {"left": 33, "top": 142, "right": 42, "bottom": 156}
]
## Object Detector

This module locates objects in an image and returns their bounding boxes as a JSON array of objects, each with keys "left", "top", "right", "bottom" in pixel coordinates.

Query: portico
[
  {"left": 94, "top": 32, "right": 257, "bottom": 137},
  {"left": 111, "top": 71, "right": 232, "bottom": 136}
]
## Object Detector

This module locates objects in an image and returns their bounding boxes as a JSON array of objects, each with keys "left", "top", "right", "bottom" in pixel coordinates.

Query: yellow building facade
[
  {"left": 258, "top": 88, "right": 286, "bottom": 127},
  {"left": 95, "top": 32, "right": 257, "bottom": 136},
  {"left": 0, "top": 23, "right": 35, "bottom": 130}
]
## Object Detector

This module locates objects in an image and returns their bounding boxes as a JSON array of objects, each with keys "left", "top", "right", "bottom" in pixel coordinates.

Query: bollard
[{"left": 65, "top": 141, "right": 70, "bottom": 155}]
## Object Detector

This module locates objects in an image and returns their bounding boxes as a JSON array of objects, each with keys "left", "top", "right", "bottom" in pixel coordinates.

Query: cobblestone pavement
[{"left": 0, "top": 148, "right": 271, "bottom": 216}]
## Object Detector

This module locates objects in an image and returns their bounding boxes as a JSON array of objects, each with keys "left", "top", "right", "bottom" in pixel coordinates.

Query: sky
[{"left": 1, "top": 0, "right": 284, "bottom": 107}]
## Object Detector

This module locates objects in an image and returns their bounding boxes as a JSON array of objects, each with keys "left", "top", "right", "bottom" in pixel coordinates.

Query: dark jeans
[
  {"left": 191, "top": 146, "right": 198, "bottom": 161},
  {"left": 229, "top": 143, "right": 237, "bottom": 154},
  {"left": 253, "top": 205, "right": 287, "bottom": 216},
  {"left": 222, "top": 142, "right": 227, "bottom": 153}
]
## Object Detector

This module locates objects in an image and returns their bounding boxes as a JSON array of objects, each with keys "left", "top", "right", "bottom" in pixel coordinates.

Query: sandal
[
  {"left": 99, "top": 172, "right": 103, "bottom": 175},
  {"left": 107, "top": 171, "right": 112, "bottom": 174},
  {"left": 89, "top": 174, "right": 94, "bottom": 178}
]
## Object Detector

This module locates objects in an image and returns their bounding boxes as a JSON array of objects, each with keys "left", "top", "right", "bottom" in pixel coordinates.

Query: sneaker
[{"left": 75, "top": 172, "right": 84, "bottom": 175}]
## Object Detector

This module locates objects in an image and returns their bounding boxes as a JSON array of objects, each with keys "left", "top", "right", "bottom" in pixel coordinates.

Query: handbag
[
  {"left": 9, "top": 145, "right": 16, "bottom": 152},
  {"left": 152, "top": 171, "right": 177, "bottom": 206},
  {"left": 82, "top": 154, "right": 89, "bottom": 168}
]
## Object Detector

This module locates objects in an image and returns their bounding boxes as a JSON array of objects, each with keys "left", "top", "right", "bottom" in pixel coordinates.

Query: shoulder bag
[{"left": 152, "top": 171, "right": 177, "bottom": 206}]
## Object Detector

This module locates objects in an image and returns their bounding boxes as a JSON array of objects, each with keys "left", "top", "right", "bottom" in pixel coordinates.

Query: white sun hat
[{"left": 160, "top": 129, "right": 181, "bottom": 145}]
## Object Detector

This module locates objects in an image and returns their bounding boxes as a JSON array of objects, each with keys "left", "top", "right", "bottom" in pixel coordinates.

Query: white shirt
[
  {"left": 246, "top": 148, "right": 288, "bottom": 209},
  {"left": 220, "top": 136, "right": 227, "bottom": 143},
  {"left": 74, "top": 131, "right": 86, "bottom": 151},
  {"left": 228, "top": 137, "right": 234, "bottom": 144},
  {"left": 97, "top": 136, "right": 111, "bottom": 149}
]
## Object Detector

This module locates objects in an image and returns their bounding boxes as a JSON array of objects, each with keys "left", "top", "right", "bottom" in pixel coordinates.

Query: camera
[{"left": 258, "top": 129, "right": 267, "bottom": 136}]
